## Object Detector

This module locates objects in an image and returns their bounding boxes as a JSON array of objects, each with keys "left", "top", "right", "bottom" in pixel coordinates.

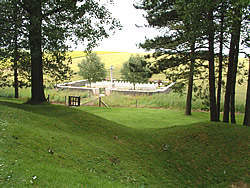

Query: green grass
[
  {"left": 79, "top": 106, "right": 245, "bottom": 128},
  {"left": 0, "top": 97, "right": 249, "bottom": 187},
  {"left": 0, "top": 87, "right": 90, "bottom": 103},
  {"left": 0, "top": 51, "right": 248, "bottom": 113},
  {"left": 79, "top": 106, "right": 210, "bottom": 129},
  {"left": 94, "top": 92, "right": 247, "bottom": 114},
  {"left": 0, "top": 87, "right": 247, "bottom": 113}
]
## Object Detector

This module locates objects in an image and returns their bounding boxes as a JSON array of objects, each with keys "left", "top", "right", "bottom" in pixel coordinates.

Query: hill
[
  {"left": 69, "top": 51, "right": 165, "bottom": 81},
  {"left": 0, "top": 97, "right": 249, "bottom": 187}
]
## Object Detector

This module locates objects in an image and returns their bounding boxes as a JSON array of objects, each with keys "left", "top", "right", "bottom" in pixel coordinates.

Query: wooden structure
[
  {"left": 68, "top": 96, "right": 81, "bottom": 106},
  {"left": 99, "top": 97, "right": 109, "bottom": 107}
]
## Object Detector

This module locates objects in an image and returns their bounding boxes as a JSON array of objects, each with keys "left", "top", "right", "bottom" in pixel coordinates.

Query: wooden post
[
  {"left": 47, "top": 94, "right": 50, "bottom": 103},
  {"left": 68, "top": 96, "right": 71, "bottom": 106},
  {"left": 99, "top": 96, "right": 101, "bottom": 107},
  {"left": 78, "top": 96, "right": 80, "bottom": 106}
]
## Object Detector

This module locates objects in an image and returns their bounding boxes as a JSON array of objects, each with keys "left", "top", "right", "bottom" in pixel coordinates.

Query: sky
[
  {"left": 73, "top": 0, "right": 249, "bottom": 56},
  {"left": 74, "top": 0, "right": 159, "bottom": 53}
]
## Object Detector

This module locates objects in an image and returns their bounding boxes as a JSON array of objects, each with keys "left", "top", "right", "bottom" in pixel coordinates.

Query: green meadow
[
  {"left": 0, "top": 51, "right": 248, "bottom": 114},
  {"left": 0, "top": 97, "right": 249, "bottom": 187},
  {"left": 67, "top": 51, "right": 248, "bottom": 113},
  {"left": 0, "top": 51, "right": 248, "bottom": 185}
]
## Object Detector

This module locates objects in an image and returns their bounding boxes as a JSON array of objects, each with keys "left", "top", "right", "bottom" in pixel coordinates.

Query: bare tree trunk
[
  {"left": 216, "top": 4, "right": 225, "bottom": 120},
  {"left": 230, "top": 38, "right": 240, "bottom": 124},
  {"left": 208, "top": 9, "right": 219, "bottom": 122},
  {"left": 185, "top": 42, "right": 195, "bottom": 116},
  {"left": 223, "top": 35, "right": 236, "bottom": 122},
  {"left": 223, "top": 6, "right": 242, "bottom": 123},
  {"left": 29, "top": 1, "right": 45, "bottom": 103},
  {"left": 14, "top": 39, "right": 18, "bottom": 98},
  {"left": 243, "top": 58, "right": 250, "bottom": 126},
  {"left": 13, "top": 0, "right": 18, "bottom": 98},
  {"left": 230, "top": 9, "right": 241, "bottom": 124}
]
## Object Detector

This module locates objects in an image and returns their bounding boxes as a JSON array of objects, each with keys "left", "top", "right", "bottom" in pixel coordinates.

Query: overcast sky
[
  {"left": 74, "top": 0, "right": 159, "bottom": 53},
  {"left": 73, "top": 0, "right": 249, "bottom": 56}
]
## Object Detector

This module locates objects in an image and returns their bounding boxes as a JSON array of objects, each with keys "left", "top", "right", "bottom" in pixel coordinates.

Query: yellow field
[
  {"left": 67, "top": 51, "right": 121, "bottom": 59},
  {"left": 69, "top": 51, "right": 160, "bottom": 80},
  {"left": 69, "top": 52, "right": 249, "bottom": 86}
]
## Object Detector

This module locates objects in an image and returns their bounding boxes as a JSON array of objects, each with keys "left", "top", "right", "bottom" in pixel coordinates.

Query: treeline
[
  {"left": 135, "top": 0, "right": 249, "bottom": 126},
  {"left": 0, "top": 0, "right": 121, "bottom": 102}
]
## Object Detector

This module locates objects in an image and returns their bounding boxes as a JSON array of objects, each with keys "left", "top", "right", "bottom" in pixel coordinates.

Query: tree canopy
[
  {"left": 78, "top": 53, "right": 107, "bottom": 87},
  {"left": 121, "top": 55, "right": 152, "bottom": 90},
  {"left": 135, "top": 0, "right": 249, "bottom": 123},
  {"left": 0, "top": 0, "right": 121, "bottom": 103}
]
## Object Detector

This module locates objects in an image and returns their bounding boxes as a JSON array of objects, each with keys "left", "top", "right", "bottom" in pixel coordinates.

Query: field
[
  {"left": 69, "top": 51, "right": 165, "bottom": 81},
  {"left": 0, "top": 97, "right": 249, "bottom": 187},
  {"left": 0, "top": 51, "right": 248, "bottom": 113},
  {"left": 67, "top": 51, "right": 248, "bottom": 113}
]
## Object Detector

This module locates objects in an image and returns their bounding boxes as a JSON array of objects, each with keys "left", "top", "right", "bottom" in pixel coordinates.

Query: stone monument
[{"left": 109, "top": 65, "right": 115, "bottom": 88}]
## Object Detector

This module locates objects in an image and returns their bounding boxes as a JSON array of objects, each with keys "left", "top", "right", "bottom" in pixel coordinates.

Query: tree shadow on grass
[{"left": 0, "top": 98, "right": 147, "bottom": 139}]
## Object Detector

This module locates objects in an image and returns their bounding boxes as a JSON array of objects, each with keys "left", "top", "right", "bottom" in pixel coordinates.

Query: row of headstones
[{"left": 90, "top": 81, "right": 162, "bottom": 87}]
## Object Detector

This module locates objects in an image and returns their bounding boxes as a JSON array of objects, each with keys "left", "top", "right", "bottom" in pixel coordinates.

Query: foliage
[
  {"left": 134, "top": 0, "right": 210, "bottom": 115},
  {"left": 120, "top": 55, "right": 152, "bottom": 90},
  {"left": 0, "top": 69, "right": 9, "bottom": 87},
  {"left": 0, "top": 0, "right": 121, "bottom": 102},
  {"left": 135, "top": 0, "right": 249, "bottom": 121},
  {"left": 78, "top": 53, "right": 107, "bottom": 87}
]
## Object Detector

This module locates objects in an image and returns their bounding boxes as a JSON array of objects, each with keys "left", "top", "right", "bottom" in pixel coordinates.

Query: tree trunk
[
  {"left": 28, "top": 1, "right": 45, "bottom": 103},
  {"left": 216, "top": 4, "right": 225, "bottom": 120},
  {"left": 208, "top": 9, "right": 219, "bottom": 122},
  {"left": 223, "top": 34, "right": 235, "bottom": 122},
  {"left": 14, "top": 42, "right": 18, "bottom": 98},
  {"left": 13, "top": 0, "right": 18, "bottom": 98},
  {"left": 185, "top": 42, "right": 195, "bottom": 116},
  {"left": 230, "top": 36, "right": 240, "bottom": 124},
  {"left": 230, "top": 8, "right": 241, "bottom": 124},
  {"left": 243, "top": 58, "right": 250, "bottom": 126},
  {"left": 223, "top": 6, "right": 242, "bottom": 123}
]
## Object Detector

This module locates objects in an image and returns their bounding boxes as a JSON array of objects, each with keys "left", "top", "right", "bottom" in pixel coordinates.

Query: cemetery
[
  {"left": 56, "top": 79, "right": 175, "bottom": 96},
  {"left": 0, "top": 0, "right": 249, "bottom": 187},
  {"left": 56, "top": 65, "right": 175, "bottom": 96}
]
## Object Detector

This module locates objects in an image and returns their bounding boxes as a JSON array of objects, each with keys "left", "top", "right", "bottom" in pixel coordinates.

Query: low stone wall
[
  {"left": 110, "top": 82, "right": 174, "bottom": 95},
  {"left": 58, "top": 80, "right": 88, "bottom": 87},
  {"left": 56, "top": 80, "right": 175, "bottom": 96}
]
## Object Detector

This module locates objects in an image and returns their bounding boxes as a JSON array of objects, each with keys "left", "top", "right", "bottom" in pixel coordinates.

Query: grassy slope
[
  {"left": 78, "top": 106, "right": 245, "bottom": 128},
  {"left": 0, "top": 97, "right": 249, "bottom": 187},
  {"left": 79, "top": 106, "right": 210, "bottom": 129}
]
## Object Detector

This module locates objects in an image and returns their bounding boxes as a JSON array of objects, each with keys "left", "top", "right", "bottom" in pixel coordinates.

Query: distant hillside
[{"left": 68, "top": 51, "right": 163, "bottom": 81}]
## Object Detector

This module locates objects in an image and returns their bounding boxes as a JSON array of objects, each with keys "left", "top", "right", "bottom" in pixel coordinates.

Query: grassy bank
[
  {"left": 79, "top": 106, "right": 244, "bottom": 128},
  {"left": 0, "top": 97, "right": 249, "bottom": 187}
]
